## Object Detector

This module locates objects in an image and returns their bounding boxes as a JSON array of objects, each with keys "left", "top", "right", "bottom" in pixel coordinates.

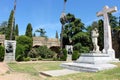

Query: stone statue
[{"left": 91, "top": 28, "right": 100, "bottom": 52}]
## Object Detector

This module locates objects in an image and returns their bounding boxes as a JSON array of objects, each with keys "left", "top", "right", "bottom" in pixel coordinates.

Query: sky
[{"left": 0, "top": 0, "right": 120, "bottom": 38}]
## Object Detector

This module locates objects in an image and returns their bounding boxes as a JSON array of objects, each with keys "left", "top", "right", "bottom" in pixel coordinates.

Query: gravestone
[
  {"left": 4, "top": 40, "right": 16, "bottom": 62},
  {"left": 97, "top": 5, "right": 117, "bottom": 60},
  {"left": 65, "top": 45, "right": 73, "bottom": 62}
]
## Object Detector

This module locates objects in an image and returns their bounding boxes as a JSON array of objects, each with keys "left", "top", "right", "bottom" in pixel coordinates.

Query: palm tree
[{"left": 35, "top": 28, "right": 46, "bottom": 37}]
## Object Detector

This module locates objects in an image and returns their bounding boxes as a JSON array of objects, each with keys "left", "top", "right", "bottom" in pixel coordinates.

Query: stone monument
[
  {"left": 4, "top": 40, "right": 16, "bottom": 62},
  {"left": 97, "top": 5, "right": 117, "bottom": 60},
  {"left": 60, "top": 6, "right": 118, "bottom": 72},
  {"left": 65, "top": 45, "right": 73, "bottom": 62}
]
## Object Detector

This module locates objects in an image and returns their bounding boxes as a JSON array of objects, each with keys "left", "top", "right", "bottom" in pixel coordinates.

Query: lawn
[{"left": 8, "top": 61, "right": 120, "bottom": 80}]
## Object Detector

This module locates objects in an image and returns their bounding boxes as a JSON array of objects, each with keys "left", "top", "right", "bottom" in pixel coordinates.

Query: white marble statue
[{"left": 91, "top": 28, "right": 100, "bottom": 52}]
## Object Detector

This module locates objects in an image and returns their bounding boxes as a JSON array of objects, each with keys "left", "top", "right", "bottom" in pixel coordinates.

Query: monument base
[
  {"left": 61, "top": 53, "right": 117, "bottom": 72},
  {"left": 66, "top": 54, "right": 72, "bottom": 62}
]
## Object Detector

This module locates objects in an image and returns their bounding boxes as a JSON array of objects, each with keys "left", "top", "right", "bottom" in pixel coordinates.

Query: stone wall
[
  {"left": 33, "top": 37, "right": 60, "bottom": 48},
  {"left": 0, "top": 35, "right": 5, "bottom": 46}
]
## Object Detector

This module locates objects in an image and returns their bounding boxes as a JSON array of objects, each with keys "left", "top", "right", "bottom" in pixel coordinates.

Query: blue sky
[{"left": 0, "top": 0, "right": 120, "bottom": 38}]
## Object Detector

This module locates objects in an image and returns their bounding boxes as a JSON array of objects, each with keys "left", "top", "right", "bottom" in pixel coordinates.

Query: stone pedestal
[
  {"left": 61, "top": 53, "right": 117, "bottom": 72},
  {"left": 76, "top": 53, "right": 112, "bottom": 64},
  {"left": 4, "top": 40, "right": 16, "bottom": 62},
  {"left": 66, "top": 54, "right": 72, "bottom": 62}
]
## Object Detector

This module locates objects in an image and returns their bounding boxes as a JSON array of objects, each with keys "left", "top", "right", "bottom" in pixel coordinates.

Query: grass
[
  {"left": 7, "top": 61, "right": 120, "bottom": 80},
  {"left": 7, "top": 61, "right": 63, "bottom": 76}
]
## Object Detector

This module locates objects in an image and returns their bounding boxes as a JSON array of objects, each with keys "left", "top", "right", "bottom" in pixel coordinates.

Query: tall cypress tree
[
  {"left": 119, "top": 16, "right": 120, "bottom": 26},
  {"left": 15, "top": 24, "right": 19, "bottom": 36},
  {"left": 25, "top": 23, "right": 33, "bottom": 38},
  {"left": 6, "top": 10, "right": 14, "bottom": 40},
  {"left": 55, "top": 31, "right": 59, "bottom": 39}
]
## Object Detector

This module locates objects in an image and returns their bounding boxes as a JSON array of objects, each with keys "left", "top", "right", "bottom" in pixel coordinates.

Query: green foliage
[
  {"left": 74, "top": 43, "right": 89, "bottom": 53},
  {"left": 60, "top": 49, "right": 67, "bottom": 61},
  {"left": 36, "top": 46, "right": 55, "bottom": 58},
  {"left": 15, "top": 24, "right": 19, "bottom": 36},
  {"left": 28, "top": 48, "right": 38, "bottom": 58},
  {"left": 25, "top": 23, "right": 33, "bottom": 38},
  {"left": 55, "top": 31, "right": 59, "bottom": 39},
  {"left": 0, "top": 46, "right": 5, "bottom": 61},
  {"left": 62, "top": 13, "right": 90, "bottom": 53},
  {"left": 72, "top": 50, "right": 80, "bottom": 60},
  {"left": 6, "top": 10, "right": 14, "bottom": 40},
  {"left": 23, "top": 57, "right": 30, "bottom": 61},
  {"left": 98, "top": 19, "right": 104, "bottom": 50},
  {"left": 38, "top": 56, "right": 42, "bottom": 60},
  {"left": 16, "top": 36, "right": 32, "bottom": 60},
  {"left": 36, "top": 28, "right": 46, "bottom": 37},
  {"left": 0, "top": 21, "right": 7, "bottom": 34},
  {"left": 15, "top": 44, "right": 24, "bottom": 61},
  {"left": 28, "top": 46, "right": 57, "bottom": 60}
]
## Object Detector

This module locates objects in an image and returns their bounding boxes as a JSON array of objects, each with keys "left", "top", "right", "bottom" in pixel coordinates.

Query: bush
[
  {"left": 28, "top": 48, "right": 38, "bottom": 58},
  {"left": 60, "top": 49, "right": 67, "bottom": 61},
  {"left": 72, "top": 51, "right": 80, "bottom": 60},
  {"left": 0, "top": 45, "right": 5, "bottom": 61},
  {"left": 38, "top": 56, "right": 42, "bottom": 60},
  {"left": 36, "top": 46, "right": 56, "bottom": 59},
  {"left": 23, "top": 57, "right": 30, "bottom": 61},
  {"left": 15, "top": 44, "right": 25, "bottom": 61},
  {"left": 16, "top": 55, "right": 23, "bottom": 61},
  {"left": 16, "top": 36, "right": 33, "bottom": 58}
]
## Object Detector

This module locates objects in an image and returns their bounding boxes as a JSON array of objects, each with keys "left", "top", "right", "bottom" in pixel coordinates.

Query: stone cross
[{"left": 96, "top": 5, "right": 117, "bottom": 59}]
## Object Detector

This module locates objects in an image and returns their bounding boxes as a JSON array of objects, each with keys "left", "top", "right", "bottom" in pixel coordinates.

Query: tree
[
  {"left": 25, "top": 23, "right": 33, "bottom": 38},
  {"left": 6, "top": 10, "right": 14, "bottom": 40},
  {"left": 0, "top": 21, "right": 7, "bottom": 34},
  {"left": 55, "top": 31, "right": 59, "bottom": 39},
  {"left": 15, "top": 24, "right": 19, "bottom": 36},
  {"left": 119, "top": 16, "right": 120, "bottom": 27},
  {"left": 98, "top": 19, "right": 104, "bottom": 50},
  {"left": 36, "top": 28, "right": 46, "bottom": 37},
  {"left": 108, "top": 13, "right": 118, "bottom": 28},
  {"left": 16, "top": 36, "right": 33, "bottom": 58},
  {"left": 62, "top": 13, "right": 90, "bottom": 52}
]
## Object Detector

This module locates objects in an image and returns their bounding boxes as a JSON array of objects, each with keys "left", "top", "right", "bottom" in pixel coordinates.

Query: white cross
[{"left": 96, "top": 5, "right": 117, "bottom": 59}]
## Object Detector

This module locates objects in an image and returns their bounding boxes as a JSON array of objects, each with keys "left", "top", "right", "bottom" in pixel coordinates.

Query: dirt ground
[{"left": 0, "top": 62, "right": 43, "bottom": 80}]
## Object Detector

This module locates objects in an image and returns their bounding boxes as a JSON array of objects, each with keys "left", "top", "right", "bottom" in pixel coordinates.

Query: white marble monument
[
  {"left": 61, "top": 6, "right": 118, "bottom": 72},
  {"left": 4, "top": 40, "right": 16, "bottom": 62},
  {"left": 97, "top": 5, "right": 117, "bottom": 60}
]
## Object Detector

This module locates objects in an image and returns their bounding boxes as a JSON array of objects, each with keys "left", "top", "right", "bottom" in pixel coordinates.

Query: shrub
[
  {"left": 28, "top": 48, "right": 38, "bottom": 58},
  {"left": 16, "top": 36, "right": 33, "bottom": 58},
  {"left": 16, "top": 55, "right": 23, "bottom": 61},
  {"left": 23, "top": 57, "right": 30, "bottom": 61},
  {"left": 38, "top": 56, "right": 42, "bottom": 60},
  {"left": 36, "top": 46, "right": 56, "bottom": 59},
  {"left": 0, "top": 45, "right": 5, "bottom": 61},
  {"left": 72, "top": 50, "right": 80, "bottom": 60},
  {"left": 60, "top": 49, "right": 67, "bottom": 61},
  {"left": 15, "top": 44, "right": 25, "bottom": 61}
]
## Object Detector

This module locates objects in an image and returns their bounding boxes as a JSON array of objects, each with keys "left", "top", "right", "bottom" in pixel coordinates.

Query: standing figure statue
[{"left": 91, "top": 28, "right": 100, "bottom": 52}]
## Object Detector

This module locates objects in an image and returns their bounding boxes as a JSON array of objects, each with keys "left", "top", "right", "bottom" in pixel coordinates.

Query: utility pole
[{"left": 60, "top": 0, "right": 67, "bottom": 50}]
